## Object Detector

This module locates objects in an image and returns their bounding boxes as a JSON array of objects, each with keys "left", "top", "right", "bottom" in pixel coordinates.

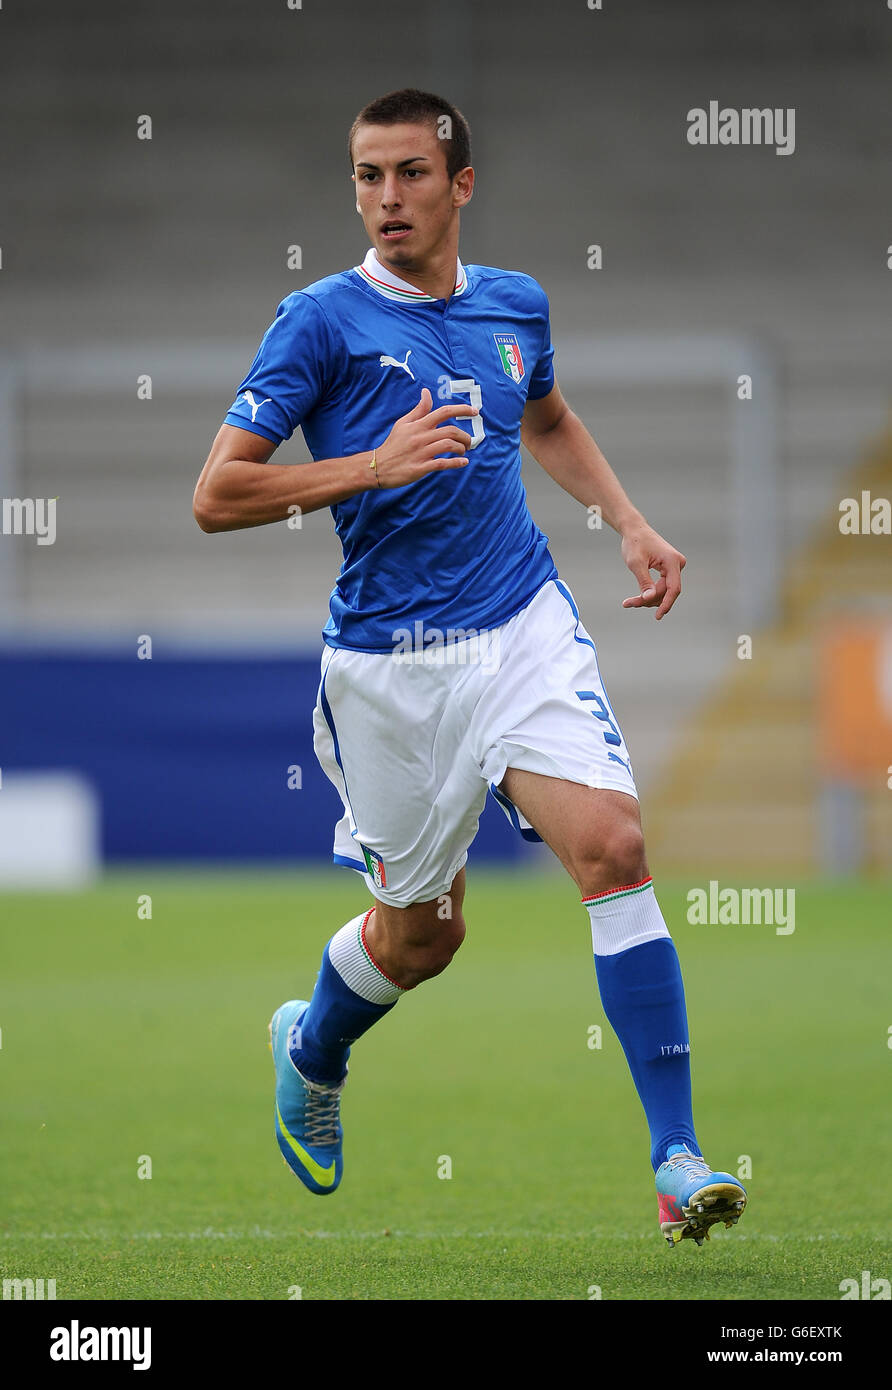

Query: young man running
[{"left": 193, "top": 88, "right": 747, "bottom": 1248}]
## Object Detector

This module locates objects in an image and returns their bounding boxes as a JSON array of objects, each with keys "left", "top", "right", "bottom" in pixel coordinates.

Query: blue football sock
[
  {"left": 595, "top": 938, "right": 700, "bottom": 1171},
  {"left": 291, "top": 909, "right": 404, "bottom": 1085}
]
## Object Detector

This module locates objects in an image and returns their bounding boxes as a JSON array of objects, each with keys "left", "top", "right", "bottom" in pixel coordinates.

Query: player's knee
[
  {"left": 575, "top": 819, "right": 647, "bottom": 895},
  {"left": 399, "top": 911, "right": 466, "bottom": 986}
]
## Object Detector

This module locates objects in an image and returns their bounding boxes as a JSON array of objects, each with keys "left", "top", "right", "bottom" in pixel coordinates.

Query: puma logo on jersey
[
  {"left": 378, "top": 350, "right": 415, "bottom": 381},
  {"left": 240, "top": 390, "right": 272, "bottom": 422}
]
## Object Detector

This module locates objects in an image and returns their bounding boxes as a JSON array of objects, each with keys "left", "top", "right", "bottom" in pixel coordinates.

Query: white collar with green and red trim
[{"left": 354, "top": 247, "right": 468, "bottom": 304}]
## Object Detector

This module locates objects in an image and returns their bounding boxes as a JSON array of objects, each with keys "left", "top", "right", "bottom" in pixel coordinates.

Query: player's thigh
[
  {"left": 497, "top": 770, "right": 646, "bottom": 887},
  {"left": 314, "top": 646, "right": 485, "bottom": 907}
]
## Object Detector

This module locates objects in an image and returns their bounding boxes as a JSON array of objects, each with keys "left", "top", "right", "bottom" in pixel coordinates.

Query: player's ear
[{"left": 453, "top": 166, "right": 474, "bottom": 209}]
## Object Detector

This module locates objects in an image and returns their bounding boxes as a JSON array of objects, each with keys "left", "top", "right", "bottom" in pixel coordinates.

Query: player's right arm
[
  {"left": 193, "top": 389, "right": 476, "bottom": 533},
  {"left": 194, "top": 423, "right": 371, "bottom": 533}
]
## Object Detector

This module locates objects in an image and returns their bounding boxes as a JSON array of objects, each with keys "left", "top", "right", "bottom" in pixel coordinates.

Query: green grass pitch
[{"left": 1, "top": 870, "right": 890, "bottom": 1300}]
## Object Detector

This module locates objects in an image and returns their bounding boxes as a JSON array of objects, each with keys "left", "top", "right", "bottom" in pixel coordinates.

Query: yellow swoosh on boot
[{"left": 275, "top": 1101, "right": 337, "bottom": 1187}]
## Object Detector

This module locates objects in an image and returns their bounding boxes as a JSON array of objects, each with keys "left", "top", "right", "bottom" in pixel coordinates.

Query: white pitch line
[{"left": 0, "top": 1230, "right": 867, "bottom": 1242}]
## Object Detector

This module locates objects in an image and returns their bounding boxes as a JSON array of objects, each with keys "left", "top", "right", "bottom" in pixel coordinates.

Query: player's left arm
[{"left": 521, "top": 383, "right": 686, "bottom": 620}]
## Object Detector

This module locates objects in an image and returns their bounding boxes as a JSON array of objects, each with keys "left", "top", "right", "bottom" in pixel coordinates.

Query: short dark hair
[{"left": 348, "top": 87, "right": 472, "bottom": 181}]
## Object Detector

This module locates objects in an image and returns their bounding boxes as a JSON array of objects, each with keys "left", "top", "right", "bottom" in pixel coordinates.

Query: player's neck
[{"left": 371, "top": 244, "right": 460, "bottom": 303}]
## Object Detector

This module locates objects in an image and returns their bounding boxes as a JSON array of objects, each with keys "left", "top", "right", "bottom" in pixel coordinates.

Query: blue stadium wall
[{"left": 0, "top": 649, "right": 531, "bottom": 865}]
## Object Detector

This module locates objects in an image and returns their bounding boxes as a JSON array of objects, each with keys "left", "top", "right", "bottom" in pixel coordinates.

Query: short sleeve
[
  {"left": 224, "top": 293, "right": 339, "bottom": 445},
  {"left": 526, "top": 286, "right": 555, "bottom": 401}
]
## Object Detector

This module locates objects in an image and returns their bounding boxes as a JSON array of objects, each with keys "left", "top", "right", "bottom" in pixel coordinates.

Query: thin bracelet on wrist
[{"left": 369, "top": 447, "right": 382, "bottom": 488}]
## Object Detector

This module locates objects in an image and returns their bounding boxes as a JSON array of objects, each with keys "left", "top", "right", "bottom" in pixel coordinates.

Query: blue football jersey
[{"left": 224, "top": 248, "right": 559, "bottom": 652}]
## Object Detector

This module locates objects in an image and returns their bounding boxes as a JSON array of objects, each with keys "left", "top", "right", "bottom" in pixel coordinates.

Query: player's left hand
[{"left": 620, "top": 525, "right": 686, "bottom": 620}]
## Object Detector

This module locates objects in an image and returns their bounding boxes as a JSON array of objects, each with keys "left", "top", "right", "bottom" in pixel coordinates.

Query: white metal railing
[{"left": 0, "top": 334, "right": 780, "bottom": 630}]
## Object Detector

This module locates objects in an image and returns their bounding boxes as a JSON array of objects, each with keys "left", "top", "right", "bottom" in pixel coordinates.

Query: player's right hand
[{"left": 371, "top": 388, "right": 476, "bottom": 489}]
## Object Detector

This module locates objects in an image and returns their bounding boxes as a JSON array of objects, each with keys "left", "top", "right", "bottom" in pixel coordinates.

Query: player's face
[{"left": 351, "top": 121, "right": 473, "bottom": 269}]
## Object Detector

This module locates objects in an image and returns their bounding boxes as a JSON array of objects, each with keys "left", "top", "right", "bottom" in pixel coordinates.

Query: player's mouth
[{"left": 380, "top": 221, "right": 413, "bottom": 242}]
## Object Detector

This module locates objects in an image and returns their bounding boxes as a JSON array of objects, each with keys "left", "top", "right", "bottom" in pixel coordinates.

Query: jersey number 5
[{"left": 448, "top": 378, "right": 486, "bottom": 449}]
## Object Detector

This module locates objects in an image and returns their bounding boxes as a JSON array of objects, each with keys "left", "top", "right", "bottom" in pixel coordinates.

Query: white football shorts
[{"left": 311, "top": 576, "right": 638, "bottom": 907}]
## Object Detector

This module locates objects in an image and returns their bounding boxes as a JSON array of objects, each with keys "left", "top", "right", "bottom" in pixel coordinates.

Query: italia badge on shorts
[
  {"left": 360, "top": 844, "right": 387, "bottom": 889},
  {"left": 493, "top": 333, "right": 525, "bottom": 384}
]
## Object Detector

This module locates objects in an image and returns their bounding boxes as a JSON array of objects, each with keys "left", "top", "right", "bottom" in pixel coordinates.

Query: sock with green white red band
[
  {"left": 290, "top": 908, "right": 405, "bottom": 1086},
  {"left": 582, "top": 875, "right": 671, "bottom": 956},
  {"left": 583, "top": 876, "right": 701, "bottom": 1171}
]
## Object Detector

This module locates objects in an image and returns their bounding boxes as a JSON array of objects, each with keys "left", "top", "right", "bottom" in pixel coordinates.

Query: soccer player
[{"left": 193, "top": 89, "right": 747, "bottom": 1248}]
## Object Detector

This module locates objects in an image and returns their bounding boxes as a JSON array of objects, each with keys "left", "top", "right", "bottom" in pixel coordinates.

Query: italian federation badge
[
  {"left": 360, "top": 844, "right": 387, "bottom": 889},
  {"left": 494, "top": 333, "right": 525, "bottom": 384}
]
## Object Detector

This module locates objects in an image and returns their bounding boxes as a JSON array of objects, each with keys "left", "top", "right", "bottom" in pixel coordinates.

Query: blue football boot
[
  {"left": 268, "top": 1000, "right": 345, "bottom": 1195},
  {"left": 656, "top": 1143, "right": 747, "bottom": 1247}
]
